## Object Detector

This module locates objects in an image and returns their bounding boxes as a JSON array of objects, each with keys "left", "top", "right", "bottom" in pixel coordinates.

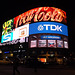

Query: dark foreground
[{"left": 0, "top": 65, "right": 75, "bottom": 75}]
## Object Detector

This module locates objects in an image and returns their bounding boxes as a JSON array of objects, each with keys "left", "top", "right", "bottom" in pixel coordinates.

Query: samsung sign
[
  {"left": 1, "top": 32, "right": 13, "bottom": 43},
  {"left": 29, "top": 22, "right": 68, "bottom": 36}
]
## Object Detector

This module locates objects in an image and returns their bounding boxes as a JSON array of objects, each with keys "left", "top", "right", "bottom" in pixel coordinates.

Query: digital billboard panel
[
  {"left": 13, "top": 7, "right": 67, "bottom": 29},
  {"left": 48, "top": 40, "right": 56, "bottom": 48},
  {"left": 29, "top": 22, "right": 68, "bottom": 36},
  {"left": 38, "top": 40, "right": 46, "bottom": 47},
  {"left": 64, "top": 41, "right": 68, "bottom": 48},
  {"left": 30, "top": 40, "right": 37, "bottom": 48},
  {"left": 41, "top": 35, "right": 61, "bottom": 40},
  {"left": 1, "top": 32, "right": 13, "bottom": 43},
  {"left": 57, "top": 40, "right": 63, "bottom": 48},
  {"left": 1, "top": 19, "right": 14, "bottom": 43},
  {"left": 2, "top": 19, "right": 14, "bottom": 36},
  {"left": 1, "top": 7, "right": 68, "bottom": 49},
  {"left": 13, "top": 24, "right": 29, "bottom": 40}
]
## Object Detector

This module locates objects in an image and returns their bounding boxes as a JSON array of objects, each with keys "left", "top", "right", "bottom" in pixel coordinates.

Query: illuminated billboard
[
  {"left": 64, "top": 41, "right": 68, "bottom": 48},
  {"left": 2, "top": 19, "right": 14, "bottom": 36},
  {"left": 29, "top": 22, "right": 68, "bottom": 36},
  {"left": 13, "top": 7, "right": 67, "bottom": 29},
  {"left": 57, "top": 40, "right": 63, "bottom": 48},
  {"left": 38, "top": 40, "right": 46, "bottom": 47},
  {"left": 48, "top": 40, "right": 56, "bottom": 48},
  {"left": 1, "top": 7, "right": 68, "bottom": 49},
  {"left": 13, "top": 24, "right": 29, "bottom": 40},
  {"left": 30, "top": 40, "right": 37, "bottom": 48},
  {"left": 1, "top": 32, "right": 13, "bottom": 43},
  {"left": 1, "top": 19, "right": 14, "bottom": 43}
]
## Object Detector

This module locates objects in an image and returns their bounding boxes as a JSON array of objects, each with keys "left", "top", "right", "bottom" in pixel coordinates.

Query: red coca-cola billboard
[{"left": 13, "top": 7, "right": 67, "bottom": 29}]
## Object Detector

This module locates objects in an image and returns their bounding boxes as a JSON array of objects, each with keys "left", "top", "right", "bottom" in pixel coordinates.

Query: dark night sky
[{"left": 0, "top": 0, "right": 75, "bottom": 52}]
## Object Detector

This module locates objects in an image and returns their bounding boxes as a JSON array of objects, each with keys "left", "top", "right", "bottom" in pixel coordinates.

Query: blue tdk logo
[
  {"left": 37, "top": 24, "right": 62, "bottom": 32},
  {"left": 29, "top": 22, "right": 68, "bottom": 36},
  {"left": 3, "top": 34, "right": 11, "bottom": 41}
]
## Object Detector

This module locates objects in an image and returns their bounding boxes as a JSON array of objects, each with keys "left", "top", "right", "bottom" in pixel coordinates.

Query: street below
[{"left": 0, "top": 65, "right": 75, "bottom": 75}]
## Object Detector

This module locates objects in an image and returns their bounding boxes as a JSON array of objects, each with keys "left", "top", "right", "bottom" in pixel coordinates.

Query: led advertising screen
[
  {"left": 2, "top": 19, "right": 14, "bottom": 36},
  {"left": 29, "top": 22, "right": 68, "bottom": 36},
  {"left": 48, "top": 40, "right": 56, "bottom": 48},
  {"left": 38, "top": 40, "right": 46, "bottom": 47},
  {"left": 30, "top": 40, "right": 37, "bottom": 48},
  {"left": 13, "top": 7, "right": 67, "bottom": 29},
  {"left": 13, "top": 24, "right": 29, "bottom": 40},
  {"left": 1, "top": 7, "right": 68, "bottom": 49},
  {"left": 57, "top": 40, "right": 63, "bottom": 48},
  {"left": 1, "top": 32, "right": 13, "bottom": 43},
  {"left": 41, "top": 35, "right": 61, "bottom": 40},
  {"left": 1, "top": 19, "right": 14, "bottom": 43},
  {"left": 64, "top": 41, "right": 68, "bottom": 48}
]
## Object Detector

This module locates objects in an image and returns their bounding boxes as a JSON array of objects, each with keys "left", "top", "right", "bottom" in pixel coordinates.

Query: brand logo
[
  {"left": 37, "top": 24, "right": 62, "bottom": 32},
  {"left": 3, "top": 34, "right": 11, "bottom": 42},
  {"left": 14, "top": 7, "right": 67, "bottom": 28},
  {"left": 19, "top": 27, "right": 27, "bottom": 37}
]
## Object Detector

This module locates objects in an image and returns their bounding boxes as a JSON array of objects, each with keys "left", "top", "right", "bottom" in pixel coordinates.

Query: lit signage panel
[
  {"left": 38, "top": 40, "right": 46, "bottom": 47},
  {"left": 30, "top": 40, "right": 37, "bottom": 48},
  {"left": 48, "top": 40, "right": 56, "bottom": 48},
  {"left": 13, "top": 24, "right": 29, "bottom": 40},
  {"left": 2, "top": 19, "right": 14, "bottom": 36},
  {"left": 29, "top": 22, "right": 68, "bottom": 36},
  {"left": 41, "top": 35, "right": 61, "bottom": 40},
  {"left": 57, "top": 40, "right": 63, "bottom": 48},
  {"left": 14, "top": 7, "right": 67, "bottom": 29},
  {"left": 64, "top": 41, "right": 68, "bottom": 48},
  {"left": 1, "top": 7, "right": 68, "bottom": 48},
  {"left": 1, "top": 32, "right": 13, "bottom": 43}
]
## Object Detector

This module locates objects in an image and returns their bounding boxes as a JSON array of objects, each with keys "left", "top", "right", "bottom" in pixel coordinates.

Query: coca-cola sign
[{"left": 14, "top": 7, "right": 67, "bottom": 28}]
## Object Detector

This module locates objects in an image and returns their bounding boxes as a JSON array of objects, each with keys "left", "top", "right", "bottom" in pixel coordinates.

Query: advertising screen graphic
[
  {"left": 2, "top": 19, "right": 14, "bottom": 35},
  {"left": 48, "top": 40, "right": 56, "bottom": 48},
  {"left": 57, "top": 40, "right": 63, "bottom": 48},
  {"left": 1, "top": 7, "right": 68, "bottom": 49},
  {"left": 29, "top": 22, "right": 68, "bottom": 36},
  {"left": 64, "top": 41, "right": 68, "bottom": 48},
  {"left": 14, "top": 7, "right": 67, "bottom": 29},
  {"left": 30, "top": 40, "right": 37, "bottom": 48},
  {"left": 1, "top": 32, "right": 13, "bottom": 43},
  {"left": 38, "top": 40, "right": 46, "bottom": 47},
  {"left": 13, "top": 24, "right": 29, "bottom": 40},
  {"left": 41, "top": 35, "right": 61, "bottom": 40}
]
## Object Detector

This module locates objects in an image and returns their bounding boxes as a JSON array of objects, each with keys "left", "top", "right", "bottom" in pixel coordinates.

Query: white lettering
[
  {"left": 50, "top": 25, "right": 56, "bottom": 31},
  {"left": 44, "top": 24, "right": 51, "bottom": 30},
  {"left": 38, "top": 24, "right": 62, "bottom": 32}
]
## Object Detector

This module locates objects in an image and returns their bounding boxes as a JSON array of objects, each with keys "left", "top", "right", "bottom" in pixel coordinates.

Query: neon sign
[
  {"left": 14, "top": 7, "right": 67, "bottom": 28},
  {"left": 37, "top": 24, "right": 62, "bottom": 32},
  {"left": 29, "top": 22, "right": 68, "bottom": 36}
]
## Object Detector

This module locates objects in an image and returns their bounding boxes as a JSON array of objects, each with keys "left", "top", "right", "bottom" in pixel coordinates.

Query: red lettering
[
  {"left": 51, "top": 9, "right": 58, "bottom": 21},
  {"left": 34, "top": 7, "right": 42, "bottom": 22},
  {"left": 38, "top": 12, "right": 45, "bottom": 21},
  {"left": 44, "top": 11, "right": 51, "bottom": 21},
  {"left": 14, "top": 7, "right": 67, "bottom": 28}
]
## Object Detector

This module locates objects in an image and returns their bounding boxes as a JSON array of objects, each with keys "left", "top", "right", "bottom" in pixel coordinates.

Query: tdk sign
[
  {"left": 29, "top": 22, "right": 68, "bottom": 36},
  {"left": 37, "top": 24, "right": 62, "bottom": 32}
]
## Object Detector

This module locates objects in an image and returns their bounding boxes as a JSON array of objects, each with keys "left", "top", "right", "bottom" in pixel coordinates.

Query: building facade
[{"left": 0, "top": 7, "right": 68, "bottom": 64}]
